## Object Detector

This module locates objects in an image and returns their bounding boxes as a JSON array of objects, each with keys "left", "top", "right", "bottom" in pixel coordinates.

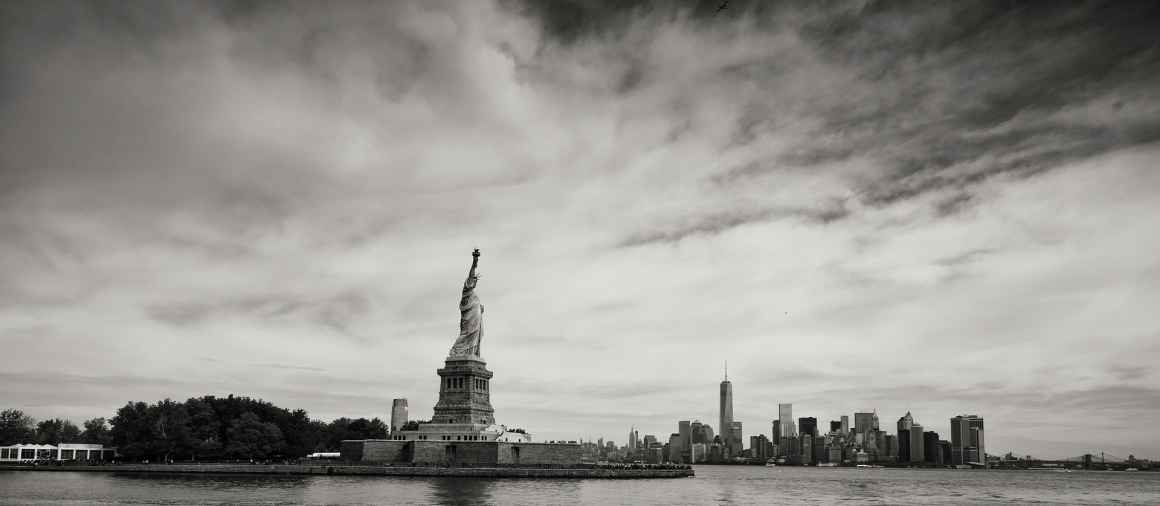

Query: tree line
[{"left": 1, "top": 395, "right": 390, "bottom": 462}]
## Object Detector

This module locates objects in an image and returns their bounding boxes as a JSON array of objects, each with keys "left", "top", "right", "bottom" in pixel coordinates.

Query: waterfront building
[
  {"left": 645, "top": 447, "right": 663, "bottom": 464},
  {"left": 728, "top": 421, "right": 743, "bottom": 457},
  {"left": 720, "top": 365, "right": 734, "bottom": 456},
  {"left": 883, "top": 434, "right": 898, "bottom": 463},
  {"left": 897, "top": 412, "right": 914, "bottom": 462},
  {"left": 909, "top": 423, "right": 925, "bottom": 464},
  {"left": 784, "top": 437, "right": 800, "bottom": 464},
  {"left": 800, "top": 434, "right": 814, "bottom": 465},
  {"left": 0, "top": 443, "right": 116, "bottom": 462},
  {"left": 750, "top": 435, "right": 771, "bottom": 461},
  {"left": 972, "top": 426, "right": 985, "bottom": 465},
  {"left": 938, "top": 440, "right": 952, "bottom": 465},
  {"left": 689, "top": 443, "right": 707, "bottom": 463},
  {"left": 391, "top": 399, "right": 408, "bottom": 433},
  {"left": 667, "top": 433, "right": 683, "bottom": 463},
  {"left": 798, "top": 417, "right": 817, "bottom": 438},
  {"left": 813, "top": 435, "right": 826, "bottom": 464},
  {"left": 708, "top": 443, "right": 724, "bottom": 463},
  {"left": 868, "top": 429, "right": 886, "bottom": 461},
  {"left": 950, "top": 415, "right": 985, "bottom": 465},
  {"left": 828, "top": 446, "right": 842, "bottom": 463},
  {"left": 923, "top": 431, "right": 940, "bottom": 464},
  {"left": 855, "top": 450, "right": 869, "bottom": 464},
  {"left": 678, "top": 420, "right": 692, "bottom": 458}
]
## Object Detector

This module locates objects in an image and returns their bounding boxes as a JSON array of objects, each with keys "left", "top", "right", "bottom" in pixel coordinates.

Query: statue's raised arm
[
  {"left": 449, "top": 249, "right": 484, "bottom": 357},
  {"left": 465, "top": 248, "right": 480, "bottom": 289}
]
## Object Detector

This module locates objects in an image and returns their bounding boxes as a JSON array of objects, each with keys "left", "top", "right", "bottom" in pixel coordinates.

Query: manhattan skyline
[{"left": 2, "top": 1, "right": 1159, "bottom": 460}]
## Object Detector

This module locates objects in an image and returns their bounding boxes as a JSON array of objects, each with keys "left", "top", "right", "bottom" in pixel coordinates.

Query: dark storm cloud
[
  {"left": 800, "top": 1, "right": 1160, "bottom": 209},
  {"left": 520, "top": 1, "right": 1160, "bottom": 222}
]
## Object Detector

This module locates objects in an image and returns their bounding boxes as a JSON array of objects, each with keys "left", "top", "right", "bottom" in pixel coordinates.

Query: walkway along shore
[{"left": 0, "top": 463, "right": 694, "bottom": 479}]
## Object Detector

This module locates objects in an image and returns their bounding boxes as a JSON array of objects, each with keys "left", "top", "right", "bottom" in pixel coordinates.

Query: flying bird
[{"left": 716, "top": 1, "right": 729, "bottom": 15}]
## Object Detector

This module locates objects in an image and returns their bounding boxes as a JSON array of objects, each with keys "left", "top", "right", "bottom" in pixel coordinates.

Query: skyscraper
[
  {"left": 720, "top": 364, "right": 734, "bottom": 456},
  {"left": 909, "top": 423, "right": 925, "bottom": 463},
  {"left": 897, "top": 412, "right": 913, "bottom": 463},
  {"left": 840, "top": 415, "right": 850, "bottom": 435},
  {"left": 969, "top": 418, "right": 985, "bottom": 466},
  {"left": 697, "top": 423, "right": 714, "bottom": 446},
  {"left": 798, "top": 417, "right": 818, "bottom": 438},
  {"left": 390, "top": 398, "right": 408, "bottom": 433},
  {"left": 971, "top": 426, "right": 985, "bottom": 467},
  {"left": 778, "top": 404, "right": 795, "bottom": 437},
  {"left": 667, "top": 433, "right": 683, "bottom": 463},
  {"left": 729, "top": 421, "right": 743, "bottom": 457},
  {"left": 854, "top": 411, "right": 878, "bottom": 440},
  {"left": 884, "top": 434, "right": 898, "bottom": 462},
  {"left": 800, "top": 433, "right": 814, "bottom": 465},
  {"left": 829, "top": 420, "right": 842, "bottom": 433},
  {"left": 678, "top": 420, "right": 692, "bottom": 460},
  {"left": 923, "top": 431, "right": 940, "bottom": 464},
  {"left": 950, "top": 415, "right": 985, "bottom": 465}
]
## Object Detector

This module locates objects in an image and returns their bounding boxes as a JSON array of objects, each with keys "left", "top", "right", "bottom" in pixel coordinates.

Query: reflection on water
[
  {"left": 431, "top": 477, "right": 495, "bottom": 506},
  {"left": 1, "top": 467, "right": 1158, "bottom": 505}
]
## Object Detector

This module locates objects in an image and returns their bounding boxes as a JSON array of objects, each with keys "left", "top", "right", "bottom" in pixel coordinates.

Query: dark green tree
[
  {"left": 81, "top": 418, "right": 113, "bottom": 446},
  {"left": 185, "top": 398, "right": 222, "bottom": 460},
  {"left": 148, "top": 399, "right": 192, "bottom": 461},
  {"left": 35, "top": 418, "right": 81, "bottom": 444},
  {"left": 110, "top": 401, "right": 153, "bottom": 460},
  {"left": 225, "top": 411, "right": 285, "bottom": 460},
  {"left": 0, "top": 409, "right": 36, "bottom": 444}
]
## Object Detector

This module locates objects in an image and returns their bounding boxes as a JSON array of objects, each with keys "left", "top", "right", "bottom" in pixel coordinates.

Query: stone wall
[
  {"left": 339, "top": 440, "right": 364, "bottom": 461},
  {"left": 342, "top": 440, "right": 581, "bottom": 466},
  {"left": 412, "top": 441, "right": 499, "bottom": 466},
  {"left": 497, "top": 443, "right": 582, "bottom": 466},
  {"left": 360, "top": 440, "right": 411, "bottom": 463}
]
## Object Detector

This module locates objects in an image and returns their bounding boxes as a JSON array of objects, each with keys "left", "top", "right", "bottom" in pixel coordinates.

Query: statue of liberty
[{"left": 449, "top": 249, "right": 484, "bottom": 357}]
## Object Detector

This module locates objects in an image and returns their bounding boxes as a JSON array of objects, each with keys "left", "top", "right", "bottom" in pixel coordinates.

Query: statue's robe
[{"left": 449, "top": 276, "right": 482, "bottom": 357}]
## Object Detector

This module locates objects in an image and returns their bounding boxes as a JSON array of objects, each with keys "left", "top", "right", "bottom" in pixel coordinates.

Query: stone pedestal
[{"left": 432, "top": 356, "right": 494, "bottom": 425}]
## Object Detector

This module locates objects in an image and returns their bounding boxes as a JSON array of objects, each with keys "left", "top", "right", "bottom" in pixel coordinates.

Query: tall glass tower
[
  {"left": 778, "top": 404, "right": 794, "bottom": 437},
  {"left": 719, "top": 363, "right": 733, "bottom": 456}
]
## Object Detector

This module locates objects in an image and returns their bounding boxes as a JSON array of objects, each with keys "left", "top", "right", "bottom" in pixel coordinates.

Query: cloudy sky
[{"left": 2, "top": 0, "right": 1159, "bottom": 459}]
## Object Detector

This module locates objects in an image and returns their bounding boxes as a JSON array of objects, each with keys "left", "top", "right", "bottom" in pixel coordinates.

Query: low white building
[{"left": 0, "top": 443, "right": 116, "bottom": 462}]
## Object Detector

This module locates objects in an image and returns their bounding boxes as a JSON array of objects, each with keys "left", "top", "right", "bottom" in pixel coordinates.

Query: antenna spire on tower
[{"left": 724, "top": 360, "right": 728, "bottom": 381}]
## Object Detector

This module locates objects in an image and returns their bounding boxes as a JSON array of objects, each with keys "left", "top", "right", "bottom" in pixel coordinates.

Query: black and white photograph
[{"left": 1, "top": 0, "right": 1159, "bottom": 504}]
